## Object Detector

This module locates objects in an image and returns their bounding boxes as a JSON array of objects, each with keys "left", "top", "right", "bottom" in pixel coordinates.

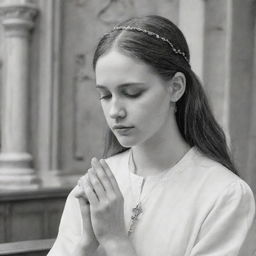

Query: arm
[
  {"left": 190, "top": 181, "right": 255, "bottom": 256},
  {"left": 47, "top": 187, "right": 83, "bottom": 256}
]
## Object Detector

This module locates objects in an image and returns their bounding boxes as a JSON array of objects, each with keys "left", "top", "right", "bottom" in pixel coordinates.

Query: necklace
[{"left": 127, "top": 150, "right": 169, "bottom": 236}]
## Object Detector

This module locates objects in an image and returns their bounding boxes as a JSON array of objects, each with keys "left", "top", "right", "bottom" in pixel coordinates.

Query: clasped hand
[{"left": 75, "top": 158, "right": 127, "bottom": 252}]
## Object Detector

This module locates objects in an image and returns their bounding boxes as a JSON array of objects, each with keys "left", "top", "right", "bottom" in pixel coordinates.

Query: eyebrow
[{"left": 96, "top": 82, "right": 146, "bottom": 89}]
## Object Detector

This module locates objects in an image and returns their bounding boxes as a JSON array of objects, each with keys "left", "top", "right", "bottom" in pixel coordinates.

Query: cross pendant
[
  {"left": 128, "top": 203, "right": 143, "bottom": 235},
  {"left": 132, "top": 203, "right": 143, "bottom": 219}
]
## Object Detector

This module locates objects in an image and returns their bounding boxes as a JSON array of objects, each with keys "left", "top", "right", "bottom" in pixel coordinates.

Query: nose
[{"left": 109, "top": 97, "right": 126, "bottom": 120}]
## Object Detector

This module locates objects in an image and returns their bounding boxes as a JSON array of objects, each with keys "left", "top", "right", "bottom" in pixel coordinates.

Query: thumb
[
  {"left": 74, "top": 185, "right": 91, "bottom": 222},
  {"left": 77, "top": 197, "right": 96, "bottom": 238}
]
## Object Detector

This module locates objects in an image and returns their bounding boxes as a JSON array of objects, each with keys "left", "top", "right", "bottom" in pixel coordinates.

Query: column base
[
  {"left": 40, "top": 170, "right": 80, "bottom": 189},
  {"left": 0, "top": 152, "right": 33, "bottom": 169},
  {"left": 0, "top": 169, "right": 40, "bottom": 190},
  {"left": 0, "top": 153, "right": 40, "bottom": 190}
]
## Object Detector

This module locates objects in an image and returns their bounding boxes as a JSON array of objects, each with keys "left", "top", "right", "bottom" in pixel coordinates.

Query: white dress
[{"left": 48, "top": 147, "right": 256, "bottom": 256}]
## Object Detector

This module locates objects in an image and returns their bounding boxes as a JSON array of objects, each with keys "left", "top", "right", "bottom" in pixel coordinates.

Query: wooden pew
[
  {"left": 0, "top": 238, "right": 54, "bottom": 256},
  {"left": 0, "top": 187, "right": 71, "bottom": 243}
]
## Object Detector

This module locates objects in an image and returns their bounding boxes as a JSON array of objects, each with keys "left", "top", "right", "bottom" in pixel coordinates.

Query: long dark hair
[{"left": 93, "top": 15, "right": 238, "bottom": 175}]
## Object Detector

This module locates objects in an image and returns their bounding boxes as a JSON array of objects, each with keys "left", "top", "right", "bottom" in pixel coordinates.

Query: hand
[
  {"left": 74, "top": 174, "right": 99, "bottom": 253},
  {"left": 86, "top": 158, "right": 127, "bottom": 247}
]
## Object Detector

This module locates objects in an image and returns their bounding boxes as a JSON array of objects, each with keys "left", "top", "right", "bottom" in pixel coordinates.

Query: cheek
[{"left": 134, "top": 94, "right": 170, "bottom": 126}]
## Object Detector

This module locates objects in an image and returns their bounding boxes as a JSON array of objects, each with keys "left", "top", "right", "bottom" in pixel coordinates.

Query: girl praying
[{"left": 48, "top": 15, "right": 255, "bottom": 256}]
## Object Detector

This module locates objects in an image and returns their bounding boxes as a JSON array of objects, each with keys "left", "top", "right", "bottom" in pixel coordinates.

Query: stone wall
[{"left": 0, "top": 0, "right": 255, "bottom": 199}]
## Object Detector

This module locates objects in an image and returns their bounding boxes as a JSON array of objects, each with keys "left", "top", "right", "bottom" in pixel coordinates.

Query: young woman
[{"left": 48, "top": 15, "right": 255, "bottom": 256}]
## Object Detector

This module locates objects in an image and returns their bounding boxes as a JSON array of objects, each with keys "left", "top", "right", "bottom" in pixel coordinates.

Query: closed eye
[
  {"left": 123, "top": 91, "right": 143, "bottom": 98},
  {"left": 121, "top": 87, "right": 146, "bottom": 98},
  {"left": 99, "top": 91, "right": 144, "bottom": 100},
  {"left": 96, "top": 84, "right": 146, "bottom": 100},
  {"left": 99, "top": 94, "right": 111, "bottom": 100}
]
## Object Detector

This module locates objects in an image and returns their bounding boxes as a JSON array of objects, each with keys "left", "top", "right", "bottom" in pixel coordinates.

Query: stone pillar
[
  {"left": 179, "top": 0, "right": 205, "bottom": 80},
  {"left": 228, "top": 0, "right": 256, "bottom": 192},
  {"left": 203, "top": 0, "right": 232, "bottom": 141},
  {"left": 0, "top": 0, "right": 39, "bottom": 189}
]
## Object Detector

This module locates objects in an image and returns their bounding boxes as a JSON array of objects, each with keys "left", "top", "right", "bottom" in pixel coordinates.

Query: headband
[{"left": 112, "top": 25, "right": 190, "bottom": 64}]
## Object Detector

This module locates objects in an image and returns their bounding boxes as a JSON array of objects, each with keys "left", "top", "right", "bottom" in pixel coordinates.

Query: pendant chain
[{"left": 127, "top": 150, "right": 168, "bottom": 236}]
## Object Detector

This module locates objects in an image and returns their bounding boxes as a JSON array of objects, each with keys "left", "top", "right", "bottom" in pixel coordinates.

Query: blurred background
[{"left": 0, "top": 0, "right": 255, "bottom": 255}]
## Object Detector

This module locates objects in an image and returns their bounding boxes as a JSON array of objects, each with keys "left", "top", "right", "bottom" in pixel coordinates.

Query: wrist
[
  {"left": 78, "top": 238, "right": 99, "bottom": 254},
  {"left": 101, "top": 236, "right": 135, "bottom": 256}
]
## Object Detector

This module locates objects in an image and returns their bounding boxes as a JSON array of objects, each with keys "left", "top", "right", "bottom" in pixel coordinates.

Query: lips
[
  {"left": 112, "top": 125, "right": 134, "bottom": 135},
  {"left": 112, "top": 125, "right": 134, "bottom": 130}
]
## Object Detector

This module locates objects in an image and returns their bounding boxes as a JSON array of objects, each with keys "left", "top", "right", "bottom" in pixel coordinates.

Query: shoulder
[
  {"left": 187, "top": 147, "right": 247, "bottom": 190},
  {"left": 184, "top": 149, "right": 255, "bottom": 245},
  {"left": 182, "top": 148, "right": 255, "bottom": 211}
]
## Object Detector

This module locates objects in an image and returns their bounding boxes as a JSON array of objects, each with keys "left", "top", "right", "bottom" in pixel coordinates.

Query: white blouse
[{"left": 48, "top": 147, "right": 256, "bottom": 256}]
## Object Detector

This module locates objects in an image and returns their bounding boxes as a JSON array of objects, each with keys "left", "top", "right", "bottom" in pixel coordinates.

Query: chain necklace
[{"left": 127, "top": 150, "right": 169, "bottom": 236}]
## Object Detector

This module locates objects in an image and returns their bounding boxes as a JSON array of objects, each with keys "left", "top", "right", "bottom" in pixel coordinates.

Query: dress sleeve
[
  {"left": 190, "top": 181, "right": 256, "bottom": 256},
  {"left": 47, "top": 186, "right": 82, "bottom": 256}
]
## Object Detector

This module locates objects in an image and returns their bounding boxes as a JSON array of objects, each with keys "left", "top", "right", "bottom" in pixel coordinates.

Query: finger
[
  {"left": 74, "top": 178, "right": 87, "bottom": 199},
  {"left": 74, "top": 183, "right": 84, "bottom": 198},
  {"left": 100, "top": 159, "right": 121, "bottom": 194},
  {"left": 78, "top": 197, "right": 90, "bottom": 214},
  {"left": 77, "top": 197, "right": 93, "bottom": 232},
  {"left": 84, "top": 173, "right": 99, "bottom": 205},
  {"left": 91, "top": 158, "right": 114, "bottom": 194},
  {"left": 88, "top": 167, "right": 106, "bottom": 201},
  {"left": 78, "top": 172, "right": 98, "bottom": 204}
]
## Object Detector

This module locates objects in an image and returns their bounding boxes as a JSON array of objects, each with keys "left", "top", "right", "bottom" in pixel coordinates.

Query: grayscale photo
[{"left": 0, "top": 0, "right": 255, "bottom": 256}]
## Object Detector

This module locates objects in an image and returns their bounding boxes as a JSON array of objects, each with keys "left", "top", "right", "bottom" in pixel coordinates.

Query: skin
[
  {"left": 75, "top": 49, "right": 190, "bottom": 256},
  {"left": 96, "top": 50, "right": 177, "bottom": 149}
]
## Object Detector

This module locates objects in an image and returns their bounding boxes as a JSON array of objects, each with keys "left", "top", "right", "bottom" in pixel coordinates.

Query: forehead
[{"left": 95, "top": 50, "right": 155, "bottom": 87}]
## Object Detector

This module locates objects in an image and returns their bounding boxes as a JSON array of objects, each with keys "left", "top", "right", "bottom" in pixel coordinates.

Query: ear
[{"left": 168, "top": 72, "right": 186, "bottom": 102}]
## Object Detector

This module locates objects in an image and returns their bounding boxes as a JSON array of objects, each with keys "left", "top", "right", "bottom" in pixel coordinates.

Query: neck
[{"left": 131, "top": 115, "right": 191, "bottom": 177}]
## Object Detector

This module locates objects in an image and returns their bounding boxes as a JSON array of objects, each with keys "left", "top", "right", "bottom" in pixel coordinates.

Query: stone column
[
  {"left": 203, "top": 0, "right": 232, "bottom": 141},
  {"left": 0, "top": 0, "right": 39, "bottom": 189},
  {"left": 179, "top": 0, "right": 205, "bottom": 80}
]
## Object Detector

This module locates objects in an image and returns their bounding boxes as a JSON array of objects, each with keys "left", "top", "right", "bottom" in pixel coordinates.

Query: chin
[{"left": 116, "top": 136, "right": 139, "bottom": 148}]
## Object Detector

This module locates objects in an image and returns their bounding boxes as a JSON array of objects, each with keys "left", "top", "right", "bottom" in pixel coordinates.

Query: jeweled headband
[{"left": 112, "top": 25, "right": 190, "bottom": 64}]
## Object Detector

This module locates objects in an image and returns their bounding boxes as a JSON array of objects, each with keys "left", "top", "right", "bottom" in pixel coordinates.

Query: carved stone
[
  {"left": 0, "top": 6, "right": 37, "bottom": 21},
  {"left": 73, "top": 54, "right": 92, "bottom": 161},
  {"left": 0, "top": 1, "right": 37, "bottom": 37},
  {"left": 0, "top": 0, "right": 39, "bottom": 189},
  {"left": 98, "top": 0, "right": 134, "bottom": 24}
]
